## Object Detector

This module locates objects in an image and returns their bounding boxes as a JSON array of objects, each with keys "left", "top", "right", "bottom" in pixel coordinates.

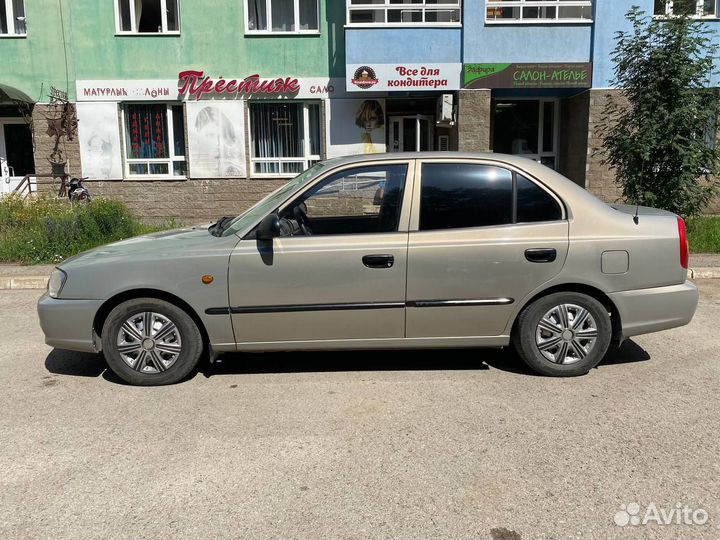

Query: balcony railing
[
  {"left": 347, "top": 1, "right": 462, "bottom": 26},
  {"left": 486, "top": 0, "right": 593, "bottom": 23}
]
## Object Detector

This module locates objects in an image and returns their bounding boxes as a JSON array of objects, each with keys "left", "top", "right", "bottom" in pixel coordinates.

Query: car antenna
[{"left": 633, "top": 204, "right": 640, "bottom": 225}]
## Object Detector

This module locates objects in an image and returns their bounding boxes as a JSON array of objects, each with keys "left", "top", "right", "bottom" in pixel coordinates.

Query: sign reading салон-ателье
[{"left": 464, "top": 63, "right": 592, "bottom": 89}]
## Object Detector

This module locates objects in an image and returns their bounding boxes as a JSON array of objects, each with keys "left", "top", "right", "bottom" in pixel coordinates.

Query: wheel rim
[
  {"left": 535, "top": 303, "right": 598, "bottom": 365},
  {"left": 116, "top": 312, "right": 182, "bottom": 373}
]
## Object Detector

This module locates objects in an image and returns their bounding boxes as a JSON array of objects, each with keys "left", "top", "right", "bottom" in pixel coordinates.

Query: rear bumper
[
  {"left": 608, "top": 280, "right": 699, "bottom": 339},
  {"left": 37, "top": 293, "right": 103, "bottom": 353}
]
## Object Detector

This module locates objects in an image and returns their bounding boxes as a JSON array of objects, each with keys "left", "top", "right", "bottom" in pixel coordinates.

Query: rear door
[{"left": 406, "top": 159, "right": 569, "bottom": 338}]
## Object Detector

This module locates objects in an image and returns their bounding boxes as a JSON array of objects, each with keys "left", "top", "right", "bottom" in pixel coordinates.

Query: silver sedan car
[{"left": 38, "top": 153, "right": 698, "bottom": 385}]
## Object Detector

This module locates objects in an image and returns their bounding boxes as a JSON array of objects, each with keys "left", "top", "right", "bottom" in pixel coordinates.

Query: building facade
[{"left": 1, "top": 0, "right": 718, "bottom": 222}]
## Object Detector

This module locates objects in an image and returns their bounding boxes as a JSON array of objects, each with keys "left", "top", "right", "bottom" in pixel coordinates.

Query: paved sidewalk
[{"left": 1, "top": 255, "right": 719, "bottom": 290}]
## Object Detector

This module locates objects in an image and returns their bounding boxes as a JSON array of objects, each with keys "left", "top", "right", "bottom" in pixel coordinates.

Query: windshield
[{"left": 221, "top": 162, "right": 329, "bottom": 237}]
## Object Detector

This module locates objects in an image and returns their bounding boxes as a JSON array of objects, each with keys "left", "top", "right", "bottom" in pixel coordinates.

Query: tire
[
  {"left": 101, "top": 298, "right": 203, "bottom": 386},
  {"left": 512, "top": 292, "right": 612, "bottom": 377}
]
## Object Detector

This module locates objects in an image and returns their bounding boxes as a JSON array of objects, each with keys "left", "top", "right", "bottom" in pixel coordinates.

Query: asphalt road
[{"left": 1, "top": 282, "right": 719, "bottom": 540}]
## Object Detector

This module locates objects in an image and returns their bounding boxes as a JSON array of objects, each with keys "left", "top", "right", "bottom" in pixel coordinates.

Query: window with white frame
[
  {"left": 654, "top": 0, "right": 717, "bottom": 17},
  {"left": 115, "top": 0, "right": 180, "bottom": 34},
  {"left": 246, "top": 0, "right": 319, "bottom": 33},
  {"left": 0, "top": 0, "right": 26, "bottom": 36},
  {"left": 347, "top": 0, "right": 461, "bottom": 26},
  {"left": 122, "top": 103, "right": 187, "bottom": 177},
  {"left": 486, "top": 0, "right": 593, "bottom": 23},
  {"left": 249, "top": 102, "right": 321, "bottom": 176}
]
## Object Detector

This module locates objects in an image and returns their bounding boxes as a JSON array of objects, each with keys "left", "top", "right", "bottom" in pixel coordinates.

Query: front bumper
[
  {"left": 608, "top": 280, "right": 699, "bottom": 339},
  {"left": 37, "top": 293, "right": 104, "bottom": 353}
]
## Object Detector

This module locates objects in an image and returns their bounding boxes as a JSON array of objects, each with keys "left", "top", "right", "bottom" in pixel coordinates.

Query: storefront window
[
  {"left": 486, "top": 0, "right": 592, "bottom": 23},
  {"left": 0, "top": 0, "right": 26, "bottom": 35},
  {"left": 493, "top": 99, "right": 558, "bottom": 170},
  {"left": 250, "top": 102, "right": 321, "bottom": 176},
  {"left": 347, "top": 0, "right": 461, "bottom": 25},
  {"left": 122, "top": 103, "right": 187, "bottom": 177},
  {"left": 654, "top": 0, "right": 716, "bottom": 16},
  {"left": 246, "top": 0, "right": 319, "bottom": 33},
  {"left": 115, "top": 0, "right": 180, "bottom": 34}
]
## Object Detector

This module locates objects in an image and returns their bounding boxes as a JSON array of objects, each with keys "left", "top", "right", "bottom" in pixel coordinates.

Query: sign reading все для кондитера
[
  {"left": 464, "top": 63, "right": 592, "bottom": 89},
  {"left": 346, "top": 63, "right": 462, "bottom": 92}
]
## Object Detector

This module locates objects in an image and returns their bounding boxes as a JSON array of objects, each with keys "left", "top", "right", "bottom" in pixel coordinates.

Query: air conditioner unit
[
  {"left": 436, "top": 94, "right": 454, "bottom": 125},
  {"left": 438, "top": 135, "right": 450, "bottom": 151}
]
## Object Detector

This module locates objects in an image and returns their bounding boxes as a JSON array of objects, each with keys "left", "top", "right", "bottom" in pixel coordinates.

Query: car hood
[{"left": 58, "top": 226, "right": 232, "bottom": 269}]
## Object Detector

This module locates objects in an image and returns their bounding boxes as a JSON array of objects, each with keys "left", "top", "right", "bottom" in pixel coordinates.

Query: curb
[
  {"left": 1, "top": 268, "right": 719, "bottom": 291},
  {"left": 689, "top": 267, "right": 720, "bottom": 279},
  {"left": 0, "top": 276, "right": 48, "bottom": 290}
]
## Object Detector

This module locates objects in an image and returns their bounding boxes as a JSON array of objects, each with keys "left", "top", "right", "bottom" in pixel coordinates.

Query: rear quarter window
[{"left": 516, "top": 174, "right": 562, "bottom": 223}]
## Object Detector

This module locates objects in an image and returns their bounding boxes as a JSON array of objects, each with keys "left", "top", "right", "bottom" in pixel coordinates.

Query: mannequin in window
[{"left": 355, "top": 100, "right": 384, "bottom": 154}]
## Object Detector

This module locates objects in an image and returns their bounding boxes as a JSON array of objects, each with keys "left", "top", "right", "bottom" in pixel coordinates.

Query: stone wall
[
  {"left": 585, "top": 89, "right": 626, "bottom": 204},
  {"left": 84, "top": 178, "right": 286, "bottom": 226},
  {"left": 558, "top": 91, "right": 590, "bottom": 187},
  {"left": 457, "top": 89, "right": 491, "bottom": 152},
  {"left": 31, "top": 103, "right": 82, "bottom": 179}
]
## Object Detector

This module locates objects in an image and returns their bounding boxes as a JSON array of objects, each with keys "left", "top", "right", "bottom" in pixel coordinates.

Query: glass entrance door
[
  {"left": 492, "top": 99, "right": 558, "bottom": 169},
  {"left": 0, "top": 120, "right": 35, "bottom": 194},
  {"left": 389, "top": 115, "right": 434, "bottom": 152}
]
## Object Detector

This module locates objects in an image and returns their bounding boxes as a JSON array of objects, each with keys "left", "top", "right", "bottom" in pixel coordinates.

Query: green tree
[{"left": 602, "top": 7, "right": 720, "bottom": 217}]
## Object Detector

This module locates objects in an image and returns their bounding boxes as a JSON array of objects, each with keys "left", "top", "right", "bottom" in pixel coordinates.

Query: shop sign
[
  {"left": 178, "top": 70, "right": 300, "bottom": 99},
  {"left": 77, "top": 75, "right": 358, "bottom": 102},
  {"left": 346, "top": 63, "right": 462, "bottom": 92},
  {"left": 464, "top": 63, "right": 592, "bottom": 89}
]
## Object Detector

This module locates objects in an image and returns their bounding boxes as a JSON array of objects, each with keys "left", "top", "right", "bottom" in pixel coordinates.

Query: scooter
[{"left": 68, "top": 177, "right": 91, "bottom": 203}]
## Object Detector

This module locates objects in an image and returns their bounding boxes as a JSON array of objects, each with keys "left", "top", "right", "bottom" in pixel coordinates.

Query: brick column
[
  {"left": 457, "top": 89, "right": 492, "bottom": 152},
  {"left": 585, "top": 89, "right": 625, "bottom": 203},
  {"left": 558, "top": 91, "right": 590, "bottom": 187},
  {"left": 31, "top": 103, "right": 82, "bottom": 179}
]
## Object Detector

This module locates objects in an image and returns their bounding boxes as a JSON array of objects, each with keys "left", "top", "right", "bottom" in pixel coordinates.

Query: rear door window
[
  {"left": 419, "top": 163, "right": 563, "bottom": 231},
  {"left": 420, "top": 163, "right": 513, "bottom": 231}
]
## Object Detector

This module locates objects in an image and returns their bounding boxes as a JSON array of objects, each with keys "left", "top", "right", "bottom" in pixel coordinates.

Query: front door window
[
  {"left": 493, "top": 99, "right": 558, "bottom": 169},
  {"left": 389, "top": 115, "right": 434, "bottom": 152},
  {"left": 280, "top": 163, "right": 408, "bottom": 236}
]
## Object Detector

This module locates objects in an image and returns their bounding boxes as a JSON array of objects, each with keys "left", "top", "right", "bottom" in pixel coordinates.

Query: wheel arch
[
  {"left": 93, "top": 289, "right": 210, "bottom": 346},
  {"left": 510, "top": 283, "right": 623, "bottom": 344}
]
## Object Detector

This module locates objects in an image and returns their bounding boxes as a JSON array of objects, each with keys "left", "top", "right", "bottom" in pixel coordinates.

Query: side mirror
[{"left": 257, "top": 213, "right": 281, "bottom": 241}]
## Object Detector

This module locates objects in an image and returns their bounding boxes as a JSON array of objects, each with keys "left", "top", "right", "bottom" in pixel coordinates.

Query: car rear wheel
[
  {"left": 512, "top": 292, "right": 611, "bottom": 376},
  {"left": 101, "top": 298, "right": 203, "bottom": 386}
]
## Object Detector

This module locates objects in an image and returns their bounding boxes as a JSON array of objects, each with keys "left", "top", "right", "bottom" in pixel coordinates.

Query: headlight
[{"left": 47, "top": 268, "right": 67, "bottom": 298}]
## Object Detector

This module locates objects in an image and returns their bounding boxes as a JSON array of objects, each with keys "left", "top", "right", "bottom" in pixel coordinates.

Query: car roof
[{"left": 322, "top": 151, "right": 538, "bottom": 168}]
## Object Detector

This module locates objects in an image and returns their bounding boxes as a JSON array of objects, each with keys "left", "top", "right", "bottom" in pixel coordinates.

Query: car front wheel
[
  {"left": 512, "top": 292, "right": 612, "bottom": 377},
  {"left": 101, "top": 298, "right": 203, "bottom": 386}
]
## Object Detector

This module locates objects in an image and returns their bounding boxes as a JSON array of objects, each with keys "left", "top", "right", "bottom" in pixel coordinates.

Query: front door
[
  {"left": 406, "top": 160, "right": 569, "bottom": 338},
  {"left": 0, "top": 120, "right": 35, "bottom": 194},
  {"left": 389, "top": 115, "right": 433, "bottom": 153},
  {"left": 228, "top": 161, "right": 414, "bottom": 344}
]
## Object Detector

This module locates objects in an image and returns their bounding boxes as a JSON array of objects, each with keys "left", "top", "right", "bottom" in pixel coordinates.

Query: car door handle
[
  {"left": 525, "top": 248, "right": 557, "bottom": 263},
  {"left": 362, "top": 254, "right": 394, "bottom": 269}
]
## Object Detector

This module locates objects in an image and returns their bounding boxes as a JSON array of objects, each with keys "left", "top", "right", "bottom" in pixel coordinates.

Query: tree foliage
[{"left": 602, "top": 7, "right": 720, "bottom": 217}]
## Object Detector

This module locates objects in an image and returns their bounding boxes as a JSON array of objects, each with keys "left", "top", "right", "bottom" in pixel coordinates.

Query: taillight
[{"left": 678, "top": 217, "right": 689, "bottom": 270}]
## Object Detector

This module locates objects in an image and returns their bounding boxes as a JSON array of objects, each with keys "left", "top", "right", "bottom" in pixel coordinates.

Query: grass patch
[
  {"left": 0, "top": 195, "right": 171, "bottom": 265},
  {"left": 687, "top": 216, "right": 720, "bottom": 253}
]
